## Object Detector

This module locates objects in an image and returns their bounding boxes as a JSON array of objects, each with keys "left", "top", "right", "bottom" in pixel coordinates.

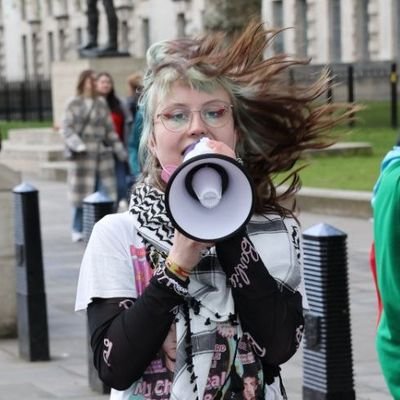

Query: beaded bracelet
[{"left": 165, "top": 257, "right": 190, "bottom": 280}]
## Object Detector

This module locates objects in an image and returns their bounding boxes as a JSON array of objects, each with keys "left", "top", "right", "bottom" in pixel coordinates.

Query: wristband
[
  {"left": 166, "top": 257, "right": 190, "bottom": 279},
  {"left": 153, "top": 264, "right": 189, "bottom": 297}
]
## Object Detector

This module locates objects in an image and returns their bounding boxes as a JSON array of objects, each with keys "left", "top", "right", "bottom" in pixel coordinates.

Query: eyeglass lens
[{"left": 159, "top": 102, "right": 232, "bottom": 132}]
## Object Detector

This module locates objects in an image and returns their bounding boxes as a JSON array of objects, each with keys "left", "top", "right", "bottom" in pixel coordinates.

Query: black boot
[
  {"left": 94, "top": 25, "right": 118, "bottom": 55},
  {"left": 79, "top": 39, "right": 98, "bottom": 51}
]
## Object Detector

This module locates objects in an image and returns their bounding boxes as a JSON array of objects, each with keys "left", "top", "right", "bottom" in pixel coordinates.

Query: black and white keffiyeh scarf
[
  {"left": 129, "top": 183, "right": 297, "bottom": 400},
  {"left": 129, "top": 183, "right": 239, "bottom": 400}
]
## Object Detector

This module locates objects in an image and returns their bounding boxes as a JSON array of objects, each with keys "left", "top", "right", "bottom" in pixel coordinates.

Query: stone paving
[{"left": 0, "top": 176, "right": 392, "bottom": 400}]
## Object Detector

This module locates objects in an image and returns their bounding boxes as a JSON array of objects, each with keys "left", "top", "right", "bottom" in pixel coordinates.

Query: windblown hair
[{"left": 138, "top": 21, "right": 356, "bottom": 216}]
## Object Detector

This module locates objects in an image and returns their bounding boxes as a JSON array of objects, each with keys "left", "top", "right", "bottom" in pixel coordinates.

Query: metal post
[
  {"left": 5, "top": 81, "right": 11, "bottom": 121},
  {"left": 83, "top": 191, "right": 113, "bottom": 394},
  {"left": 13, "top": 182, "right": 50, "bottom": 361},
  {"left": 37, "top": 80, "right": 43, "bottom": 121},
  {"left": 347, "top": 65, "right": 355, "bottom": 127},
  {"left": 302, "top": 223, "right": 355, "bottom": 400},
  {"left": 390, "top": 62, "right": 398, "bottom": 129},
  {"left": 20, "top": 81, "right": 27, "bottom": 121}
]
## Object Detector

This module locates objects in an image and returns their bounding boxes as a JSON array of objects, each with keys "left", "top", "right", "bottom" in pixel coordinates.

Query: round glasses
[{"left": 156, "top": 101, "right": 233, "bottom": 133}]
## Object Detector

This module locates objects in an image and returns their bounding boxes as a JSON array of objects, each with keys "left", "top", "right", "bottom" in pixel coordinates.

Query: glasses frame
[{"left": 155, "top": 102, "right": 234, "bottom": 133}]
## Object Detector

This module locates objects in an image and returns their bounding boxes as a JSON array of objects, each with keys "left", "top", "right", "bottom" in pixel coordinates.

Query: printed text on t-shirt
[{"left": 229, "top": 237, "right": 260, "bottom": 288}]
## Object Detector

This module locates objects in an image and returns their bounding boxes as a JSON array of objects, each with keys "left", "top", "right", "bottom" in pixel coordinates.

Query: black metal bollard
[
  {"left": 83, "top": 191, "right": 113, "bottom": 394},
  {"left": 83, "top": 191, "right": 114, "bottom": 243},
  {"left": 302, "top": 223, "right": 355, "bottom": 400},
  {"left": 13, "top": 182, "right": 50, "bottom": 361}
]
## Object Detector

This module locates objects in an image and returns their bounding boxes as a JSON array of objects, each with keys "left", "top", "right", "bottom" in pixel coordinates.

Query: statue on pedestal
[{"left": 79, "top": 0, "right": 128, "bottom": 58}]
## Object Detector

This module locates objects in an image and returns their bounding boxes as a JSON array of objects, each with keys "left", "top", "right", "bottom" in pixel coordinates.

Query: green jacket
[{"left": 373, "top": 157, "right": 400, "bottom": 399}]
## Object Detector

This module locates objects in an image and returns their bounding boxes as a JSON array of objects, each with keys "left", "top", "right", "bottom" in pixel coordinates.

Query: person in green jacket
[{"left": 372, "top": 142, "right": 400, "bottom": 399}]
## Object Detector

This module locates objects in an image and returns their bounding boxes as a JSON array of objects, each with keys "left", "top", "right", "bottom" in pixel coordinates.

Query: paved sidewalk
[{"left": 0, "top": 176, "right": 391, "bottom": 400}]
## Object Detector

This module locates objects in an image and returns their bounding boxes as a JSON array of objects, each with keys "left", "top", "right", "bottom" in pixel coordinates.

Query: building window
[
  {"left": 355, "top": 0, "right": 369, "bottom": 60},
  {"left": 61, "top": 0, "right": 68, "bottom": 15},
  {"left": 329, "top": 0, "right": 342, "bottom": 62},
  {"left": 76, "top": 27, "right": 83, "bottom": 48},
  {"left": 48, "top": 31, "right": 55, "bottom": 63},
  {"left": 59, "top": 29, "right": 66, "bottom": 61},
  {"left": 20, "top": 0, "right": 27, "bottom": 20},
  {"left": 32, "top": 33, "right": 39, "bottom": 78},
  {"left": 142, "top": 18, "right": 150, "bottom": 56},
  {"left": 272, "top": 0, "right": 284, "bottom": 53},
  {"left": 295, "top": 0, "right": 308, "bottom": 57},
  {"left": 22, "top": 34, "right": 28, "bottom": 79},
  {"left": 177, "top": 13, "right": 186, "bottom": 38},
  {"left": 121, "top": 20, "right": 129, "bottom": 52},
  {"left": 46, "top": 0, "right": 53, "bottom": 16},
  {"left": 74, "top": 0, "right": 82, "bottom": 12}
]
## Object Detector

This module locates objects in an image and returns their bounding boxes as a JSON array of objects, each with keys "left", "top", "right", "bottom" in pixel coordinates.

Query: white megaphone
[{"left": 165, "top": 138, "right": 254, "bottom": 242}]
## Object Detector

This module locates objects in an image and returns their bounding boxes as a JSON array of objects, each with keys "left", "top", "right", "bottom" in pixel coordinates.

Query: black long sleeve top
[{"left": 87, "top": 230, "right": 304, "bottom": 391}]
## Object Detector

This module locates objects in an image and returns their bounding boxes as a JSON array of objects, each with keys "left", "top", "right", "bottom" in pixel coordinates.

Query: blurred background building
[{"left": 0, "top": 0, "right": 399, "bottom": 82}]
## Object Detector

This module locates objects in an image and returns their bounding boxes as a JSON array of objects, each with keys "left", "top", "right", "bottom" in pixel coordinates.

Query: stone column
[{"left": 0, "top": 164, "right": 21, "bottom": 337}]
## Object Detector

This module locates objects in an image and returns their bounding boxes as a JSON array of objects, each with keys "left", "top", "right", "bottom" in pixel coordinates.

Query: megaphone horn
[
  {"left": 165, "top": 139, "right": 254, "bottom": 242},
  {"left": 185, "top": 163, "right": 229, "bottom": 208}
]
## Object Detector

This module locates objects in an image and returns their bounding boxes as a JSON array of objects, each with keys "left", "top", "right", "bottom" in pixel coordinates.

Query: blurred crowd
[{"left": 59, "top": 69, "right": 143, "bottom": 242}]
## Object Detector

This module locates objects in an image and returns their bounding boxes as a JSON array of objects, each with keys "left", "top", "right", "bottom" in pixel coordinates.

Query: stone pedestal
[
  {"left": 51, "top": 57, "right": 146, "bottom": 127},
  {"left": 0, "top": 163, "right": 21, "bottom": 337}
]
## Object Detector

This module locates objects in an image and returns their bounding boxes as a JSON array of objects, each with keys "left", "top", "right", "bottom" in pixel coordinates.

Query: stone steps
[
  {"left": 1, "top": 142, "right": 64, "bottom": 160},
  {"left": 0, "top": 159, "right": 44, "bottom": 174},
  {"left": 7, "top": 127, "right": 61, "bottom": 145},
  {"left": 296, "top": 186, "right": 372, "bottom": 218},
  {"left": 305, "top": 141, "right": 372, "bottom": 157},
  {"left": 0, "top": 127, "right": 64, "bottom": 178},
  {"left": 40, "top": 161, "right": 70, "bottom": 181}
]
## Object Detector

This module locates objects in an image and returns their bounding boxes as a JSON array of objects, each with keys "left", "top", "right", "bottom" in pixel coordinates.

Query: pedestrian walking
[{"left": 60, "top": 69, "right": 127, "bottom": 242}]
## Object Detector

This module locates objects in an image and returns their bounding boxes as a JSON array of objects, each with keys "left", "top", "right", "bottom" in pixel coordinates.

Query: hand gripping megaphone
[{"left": 165, "top": 138, "right": 255, "bottom": 242}]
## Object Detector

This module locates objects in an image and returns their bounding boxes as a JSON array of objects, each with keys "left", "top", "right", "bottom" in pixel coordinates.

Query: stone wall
[
  {"left": 51, "top": 57, "right": 146, "bottom": 127},
  {"left": 0, "top": 164, "right": 21, "bottom": 337}
]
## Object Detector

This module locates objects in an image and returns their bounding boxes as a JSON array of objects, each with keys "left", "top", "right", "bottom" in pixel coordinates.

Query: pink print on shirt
[{"left": 130, "top": 245, "right": 153, "bottom": 296}]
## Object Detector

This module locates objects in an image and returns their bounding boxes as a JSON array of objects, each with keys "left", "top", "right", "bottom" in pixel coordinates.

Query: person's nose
[{"left": 187, "top": 110, "right": 207, "bottom": 136}]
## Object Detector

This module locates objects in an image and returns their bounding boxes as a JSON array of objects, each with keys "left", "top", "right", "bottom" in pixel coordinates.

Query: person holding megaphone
[{"left": 76, "top": 21, "right": 357, "bottom": 400}]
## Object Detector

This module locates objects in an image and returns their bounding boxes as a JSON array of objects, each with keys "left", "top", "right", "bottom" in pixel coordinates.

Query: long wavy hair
[
  {"left": 138, "top": 21, "right": 356, "bottom": 216},
  {"left": 76, "top": 69, "right": 95, "bottom": 96},
  {"left": 96, "top": 71, "right": 124, "bottom": 114}
]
